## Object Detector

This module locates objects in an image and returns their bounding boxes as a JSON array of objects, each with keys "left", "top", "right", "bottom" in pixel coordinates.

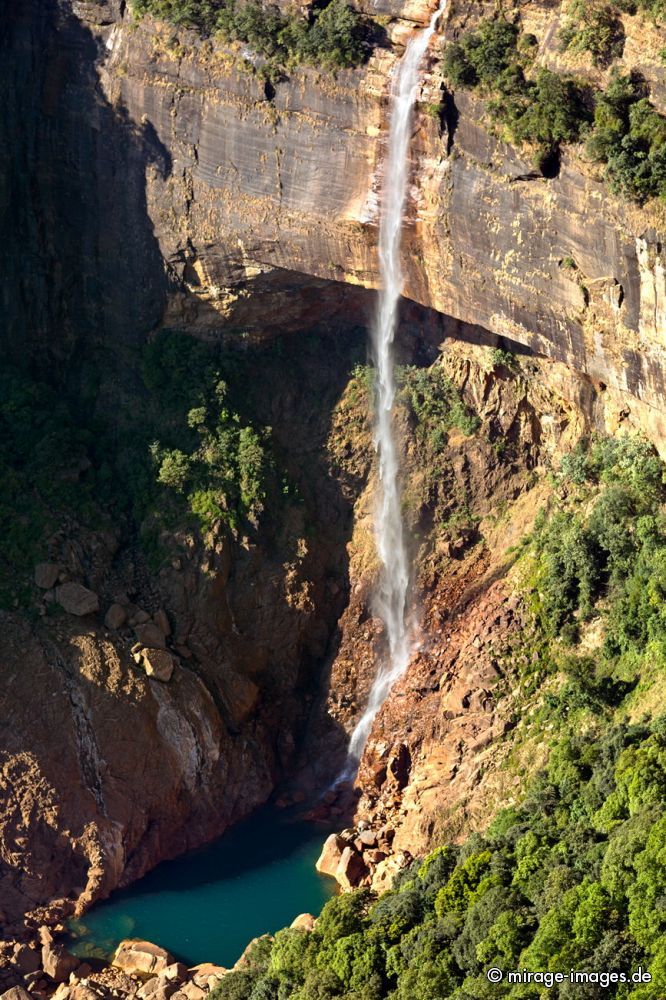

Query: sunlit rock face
[
  {"left": 4, "top": 0, "right": 663, "bottom": 431},
  {"left": 74, "top": 1, "right": 665, "bottom": 438}
]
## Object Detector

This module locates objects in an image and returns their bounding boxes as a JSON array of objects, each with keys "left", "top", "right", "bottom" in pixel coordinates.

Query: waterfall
[{"left": 341, "top": 0, "right": 448, "bottom": 780}]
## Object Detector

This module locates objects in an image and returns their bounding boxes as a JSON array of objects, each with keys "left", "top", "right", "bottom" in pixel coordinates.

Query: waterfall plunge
[{"left": 341, "top": 0, "right": 448, "bottom": 780}]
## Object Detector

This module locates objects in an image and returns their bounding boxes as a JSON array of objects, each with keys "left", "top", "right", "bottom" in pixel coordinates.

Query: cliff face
[
  {"left": 1, "top": 0, "right": 666, "bottom": 970},
  {"left": 83, "top": 0, "right": 666, "bottom": 438}
]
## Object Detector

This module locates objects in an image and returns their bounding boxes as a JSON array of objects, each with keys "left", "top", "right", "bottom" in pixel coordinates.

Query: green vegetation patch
[
  {"left": 209, "top": 716, "right": 666, "bottom": 998},
  {"left": 142, "top": 331, "right": 272, "bottom": 533},
  {"left": 131, "top": 0, "right": 368, "bottom": 71},
  {"left": 397, "top": 364, "right": 481, "bottom": 447},
  {"left": 531, "top": 435, "right": 666, "bottom": 658},
  {"left": 559, "top": 0, "right": 626, "bottom": 68},
  {"left": 587, "top": 72, "right": 666, "bottom": 203},
  {"left": 442, "top": 17, "right": 590, "bottom": 171},
  {"left": 441, "top": 13, "right": 666, "bottom": 201}
]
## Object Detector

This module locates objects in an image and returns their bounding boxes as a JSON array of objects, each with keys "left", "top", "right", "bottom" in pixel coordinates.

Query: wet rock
[
  {"left": 41, "top": 943, "right": 79, "bottom": 983},
  {"left": 34, "top": 564, "right": 60, "bottom": 589},
  {"left": 55, "top": 583, "right": 99, "bottom": 617},
  {"left": 104, "top": 604, "right": 127, "bottom": 630},
  {"left": 113, "top": 941, "right": 174, "bottom": 977},
  {"left": 290, "top": 913, "right": 316, "bottom": 931},
  {"left": 134, "top": 623, "right": 167, "bottom": 649},
  {"left": 335, "top": 846, "right": 368, "bottom": 890},
  {"left": 141, "top": 648, "right": 175, "bottom": 682},
  {"left": 315, "top": 834, "right": 345, "bottom": 877}
]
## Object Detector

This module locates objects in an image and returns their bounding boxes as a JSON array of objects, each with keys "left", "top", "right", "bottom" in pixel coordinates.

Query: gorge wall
[
  {"left": 1, "top": 0, "right": 666, "bottom": 979},
  {"left": 85, "top": 0, "right": 665, "bottom": 436}
]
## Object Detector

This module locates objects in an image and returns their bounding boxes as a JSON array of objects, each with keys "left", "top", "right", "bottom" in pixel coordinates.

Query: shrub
[
  {"left": 131, "top": 0, "right": 368, "bottom": 71},
  {"left": 442, "top": 18, "right": 520, "bottom": 89},
  {"left": 441, "top": 12, "right": 665, "bottom": 201},
  {"left": 587, "top": 72, "right": 666, "bottom": 203},
  {"left": 442, "top": 18, "right": 590, "bottom": 167},
  {"left": 397, "top": 365, "right": 481, "bottom": 447},
  {"left": 507, "top": 69, "right": 590, "bottom": 151},
  {"left": 559, "top": 0, "right": 625, "bottom": 67}
]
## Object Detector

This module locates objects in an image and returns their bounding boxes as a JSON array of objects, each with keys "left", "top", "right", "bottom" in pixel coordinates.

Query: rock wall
[
  {"left": 83, "top": 0, "right": 666, "bottom": 439},
  {"left": 2, "top": 0, "right": 666, "bottom": 962}
]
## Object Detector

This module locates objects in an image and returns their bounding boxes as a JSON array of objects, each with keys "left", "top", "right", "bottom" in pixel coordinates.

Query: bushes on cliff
[
  {"left": 441, "top": 17, "right": 590, "bottom": 169},
  {"left": 442, "top": 13, "right": 666, "bottom": 202},
  {"left": 530, "top": 434, "right": 666, "bottom": 669},
  {"left": 397, "top": 365, "right": 481, "bottom": 448},
  {"left": 559, "top": 0, "right": 625, "bottom": 67},
  {"left": 559, "top": 0, "right": 664, "bottom": 66},
  {"left": 142, "top": 331, "right": 272, "bottom": 531},
  {"left": 586, "top": 72, "right": 666, "bottom": 203},
  {"left": 131, "top": 0, "right": 367, "bottom": 71}
]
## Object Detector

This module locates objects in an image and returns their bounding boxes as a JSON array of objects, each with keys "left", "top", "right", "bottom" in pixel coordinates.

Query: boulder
[
  {"left": 359, "top": 830, "right": 376, "bottom": 848},
  {"left": 104, "top": 603, "right": 127, "bottom": 630},
  {"left": 11, "top": 944, "right": 41, "bottom": 974},
  {"left": 141, "top": 649, "right": 175, "bottom": 683},
  {"left": 335, "top": 847, "right": 368, "bottom": 890},
  {"left": 113, "top": 940, "right": 174, "bottom": 977},
  {"left": 34, "top": 563, "right": 60, "bottom": 589},
  {"left": 137, "top": 979, "right": 178, "bottom": 1000},
  {"left": 178, "top": 985, "right": 205, "bottom": 1000},
  {"left": 1, "top": 988, "right": 33, "bottom": 1000},
  {"left": 160, "top": 964, "right": 188, "bottom": 983},
  {"left": 189, "top": 965, "right": 228, "bottom": 990},
  {"left": 290, "top": 913, "right": 316, "bottom": 932},
  {"left": 55, "top": 583, "right": 99, "bottom": 617},
  {"left": 41, "top": 943, "right": 79, "bottom": 983},
  {"left": 153, "top": 609, "right": 171, "bottom": 637},
  {"left": 68, "top": 988, "right": 99, "bottom": 1000},
  {"left": 315, "top": 834, "right": 346, "bottom": 877},
  {"left": 134, "top": 623, "right": 167, "bottom": 649}
]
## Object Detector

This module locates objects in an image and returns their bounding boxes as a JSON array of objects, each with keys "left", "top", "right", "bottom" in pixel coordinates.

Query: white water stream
[{"left": 341, "top": 0, "right": 448, "bottom": 779}]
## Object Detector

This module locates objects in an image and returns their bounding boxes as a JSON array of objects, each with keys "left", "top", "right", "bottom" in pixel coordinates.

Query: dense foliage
[
  {"left": 441, "top": 18, "right": 590, "bottom": 170},
  {"left": 204, "top": 434, "right": 666, "bottom": 1000},
  {"left": 586, "top": 73, "right": 666, "bottom": 203},
  {"left": 131, "top": 0, "right": 367, "bottom": 70},
  {"left": 142, "top": 331, "right": 272, "bottom": 531},
  {"left": 441, "top": 13, "right": 666, "bottom": 200},
  {"left": 209, "top": 717, "right": 666, "bottom": 998},
  {"left": 532, "top": 436, "right": 666, "bottom": 660}
]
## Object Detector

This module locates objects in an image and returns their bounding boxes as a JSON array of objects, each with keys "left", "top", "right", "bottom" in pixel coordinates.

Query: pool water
[{"left": 68, "top": 808, "right": 336, "bottom": 968}]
